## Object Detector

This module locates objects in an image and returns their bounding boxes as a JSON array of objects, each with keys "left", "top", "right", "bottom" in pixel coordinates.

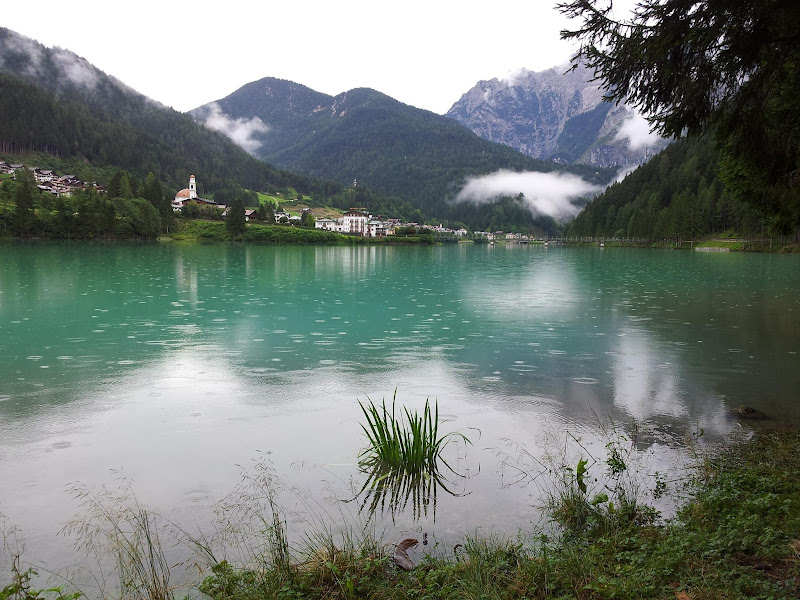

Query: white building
[
  {"left": 172, "top": 175, "right": 220, "bottom": 211},
  {"left": 340, "top": 209, "right": 369, "bottom": 235},
  {"left": 368, "top": 219, "right": 388, "bottom": 237},
  {"left": 315, "top": 218, "right": 337, "bottom": 232},
  {"left": 173, "top": 174, "right": 198, "bottom": 210},
  {"left": 315, "top": 209, "right": 388, "bottom": 237}
]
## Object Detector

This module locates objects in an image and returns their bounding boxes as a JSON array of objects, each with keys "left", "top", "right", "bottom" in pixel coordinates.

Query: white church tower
[{"left": 189, "top": 174, "right": 197, "bottom": 200}]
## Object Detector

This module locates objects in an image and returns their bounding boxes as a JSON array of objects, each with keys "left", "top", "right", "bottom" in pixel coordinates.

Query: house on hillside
[{"left": 32, "top": 168, "right": 55, "bottom": 183}]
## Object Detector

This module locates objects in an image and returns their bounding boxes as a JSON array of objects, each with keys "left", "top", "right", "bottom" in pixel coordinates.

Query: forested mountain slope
[
  {"left": 0, "top": 28, "right": 333, "bottom": 198},
  {"left": 566, "top": 135, "right": 770, "bottom": 240}
]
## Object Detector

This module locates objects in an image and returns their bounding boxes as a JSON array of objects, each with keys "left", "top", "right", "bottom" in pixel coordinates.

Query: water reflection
[
  {"left": 354, "top": 461, "right": 466, "bottom": 523},
  {"left": 1, "top": 242, "right": 799, "bottom": 572}
]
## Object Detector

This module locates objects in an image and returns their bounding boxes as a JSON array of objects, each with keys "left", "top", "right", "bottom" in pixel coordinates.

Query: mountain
[
  {"left": 446, "top": 63, "right": 669, "bottom": 168},
  {"left": 0, "top": 28, "right": 332, "bottom": 199},
  {"left": 190, "top": 78, "right": 615, "bottom": 230}
]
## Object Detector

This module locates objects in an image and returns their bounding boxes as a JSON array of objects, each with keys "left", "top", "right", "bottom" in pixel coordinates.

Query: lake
[{"left": 1, "top": 241, "right": 799, "bottom": 576}]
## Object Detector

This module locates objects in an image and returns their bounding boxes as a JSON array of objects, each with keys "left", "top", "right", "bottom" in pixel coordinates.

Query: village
[
  {"left": 168, "top": 173, "right": 476, "bottom": 239},
  {"left": 1, "top": 163, "right": 516, "bottom": 241},
  {"left": 0, "top": 160, "right": 105, "bottom": 196}
]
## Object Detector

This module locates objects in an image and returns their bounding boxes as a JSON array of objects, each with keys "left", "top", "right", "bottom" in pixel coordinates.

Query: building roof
[{"left": 175, "top": 188, "right": 191, "bottom": 198}]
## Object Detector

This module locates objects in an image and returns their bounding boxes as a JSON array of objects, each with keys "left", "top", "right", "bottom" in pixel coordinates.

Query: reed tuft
[{"left": 358, "top": 392, "right": 469, "bottom": 475}]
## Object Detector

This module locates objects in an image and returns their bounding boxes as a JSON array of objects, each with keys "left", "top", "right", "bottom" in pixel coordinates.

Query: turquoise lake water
[{"left": 1, "top": 241, "right": 799, "bottom": 574}]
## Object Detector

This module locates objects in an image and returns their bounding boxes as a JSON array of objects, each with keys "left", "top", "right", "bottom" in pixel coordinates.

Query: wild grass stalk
[
  {"left": 2, "top": 518, "right": 81, "bottom": 600},
  {"left": 61, "top": 480, "right": 175, "bottom": 600},
  {"left": 199, "top": 456, "right": 392, "bottom": 600},
  {"left": 210, "top": 459, "right": 291, "bottom": 584}
]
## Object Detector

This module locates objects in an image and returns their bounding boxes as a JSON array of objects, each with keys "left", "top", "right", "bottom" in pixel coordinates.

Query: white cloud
[
  {"left": 615, "top": 108, "right": 661, "bottom": 150},
  {"left": 501, "top": 67, "right": 528, "bottom": 87},
  {"left": 614, "top": 164, "right": 638, "bottom": 183},
  {"left": 453, "top": 170, "right": 601, "bottom": 221},
  {"left": 52, "top": 48, "right": 99, "bottom": 89},
  {"left": 3, "top": 32, "right": 44, "bottom": 77},
  {"left": 199, "top": 102, "right": 270, "bottom": 155}
]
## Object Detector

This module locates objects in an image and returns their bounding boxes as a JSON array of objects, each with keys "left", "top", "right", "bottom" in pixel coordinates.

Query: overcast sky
[{"left": 2, "top": 0, "right": 629, "bottom": 115}]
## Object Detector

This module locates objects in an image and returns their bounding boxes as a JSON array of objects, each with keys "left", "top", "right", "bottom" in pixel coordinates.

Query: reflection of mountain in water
[
  {"left": 450, "top": 247, "right": 800, "bottom": 441},
  {"left": 2, "top": 243, "right": 798, "bottom": 442}
]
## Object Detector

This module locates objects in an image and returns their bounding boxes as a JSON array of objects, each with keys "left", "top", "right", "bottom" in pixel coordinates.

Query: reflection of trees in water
[{"left": 452, "top": 253, "right": 800, "bottom": 439}]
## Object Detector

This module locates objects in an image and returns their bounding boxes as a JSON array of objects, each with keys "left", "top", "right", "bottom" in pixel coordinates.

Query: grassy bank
[
  {"left": 649, "top": 234, "right": 800, "bottom": 253},
  {"left": 169, "top": 220, "right": 437, "bottom": 245},
  {"left": 195, "top": 429, "right": 800, "bottom": 600},
  {"left": 693, "top": 239, "right": 800, "bottom": 253}
]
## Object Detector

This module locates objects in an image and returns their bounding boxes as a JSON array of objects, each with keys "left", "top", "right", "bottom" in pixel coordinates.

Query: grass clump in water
[{"left": 357, "top": 393, "right": 470, "bottom": 475}]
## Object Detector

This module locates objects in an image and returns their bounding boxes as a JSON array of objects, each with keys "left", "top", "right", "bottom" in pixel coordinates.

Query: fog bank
[{"left": 453, "top": 170, "right": 601, "bottom": 221}]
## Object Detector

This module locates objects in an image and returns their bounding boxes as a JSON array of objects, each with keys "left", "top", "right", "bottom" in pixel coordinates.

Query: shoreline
[
  {"left": 5, "top": 428, "right": 799, "bottom": 599},
  {"left": 4, "top": 225, "right": 798, "bottom": 253},
  {"left": 0, "top": 220, "right": 442, "bottom": 246}
]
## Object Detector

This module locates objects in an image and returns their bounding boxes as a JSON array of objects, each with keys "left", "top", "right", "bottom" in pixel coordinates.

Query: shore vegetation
[
  {"left": 4, "top": 428, "right": 799, "bottom": 600},
  {"left": 197, "top": 428, "right": 800, "bottom": 600}
]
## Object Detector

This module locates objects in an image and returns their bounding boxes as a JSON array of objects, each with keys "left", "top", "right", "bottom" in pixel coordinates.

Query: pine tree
[
  {"left": 226, "top": 198, "right": 246, "bottom": 236},
  {"left": 559, "top": 0, "right": 800, "bottom": 234},
  {"left": 143, "top": 172, "right": 172, "bottom": 232}
]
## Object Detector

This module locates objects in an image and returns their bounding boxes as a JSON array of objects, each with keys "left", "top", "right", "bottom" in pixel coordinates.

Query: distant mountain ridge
[
  {"left": 446, "top": 63, "right": 669, "bottom": 168},
  {"left": 190, "top": 77, "right": 615, "bottom": 231}
]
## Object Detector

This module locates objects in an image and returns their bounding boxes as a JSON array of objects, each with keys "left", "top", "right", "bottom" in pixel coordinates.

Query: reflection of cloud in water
[
  {"left": 460, "top": 257, "right": 579, "bottom": 323},
  {"left": 611, "top": 330, "right": 687, "bottom": 421},
  {"left": 610, "top": 329, "right": 732, "bottom": 438}
]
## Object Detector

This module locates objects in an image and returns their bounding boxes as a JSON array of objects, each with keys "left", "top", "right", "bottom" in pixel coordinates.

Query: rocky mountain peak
[{"left": 447, "top": 62, "right": 667, "bottom": 168}]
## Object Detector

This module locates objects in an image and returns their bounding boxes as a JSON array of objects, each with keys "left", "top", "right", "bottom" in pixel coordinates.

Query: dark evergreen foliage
[
  {"left": 12, "top": 168, "right": 37, "bottom": 237},
  {"left": 226, "top": 198, "right": 246, "bottom": 236},
  {"left": 143, "top": 172, "right": 172, "bottom": 231},
  {"left": 559, "top": 0, "right": 800, "bottom": 236},
  {"left": 2, "top": 177, "right": 162, "bottom": 240},
  {"left": 566, "top": 136, "right": 777, "bottom": 240},
  {"left": 257, "top": 202, "right": 275, "bottom": 223}
]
